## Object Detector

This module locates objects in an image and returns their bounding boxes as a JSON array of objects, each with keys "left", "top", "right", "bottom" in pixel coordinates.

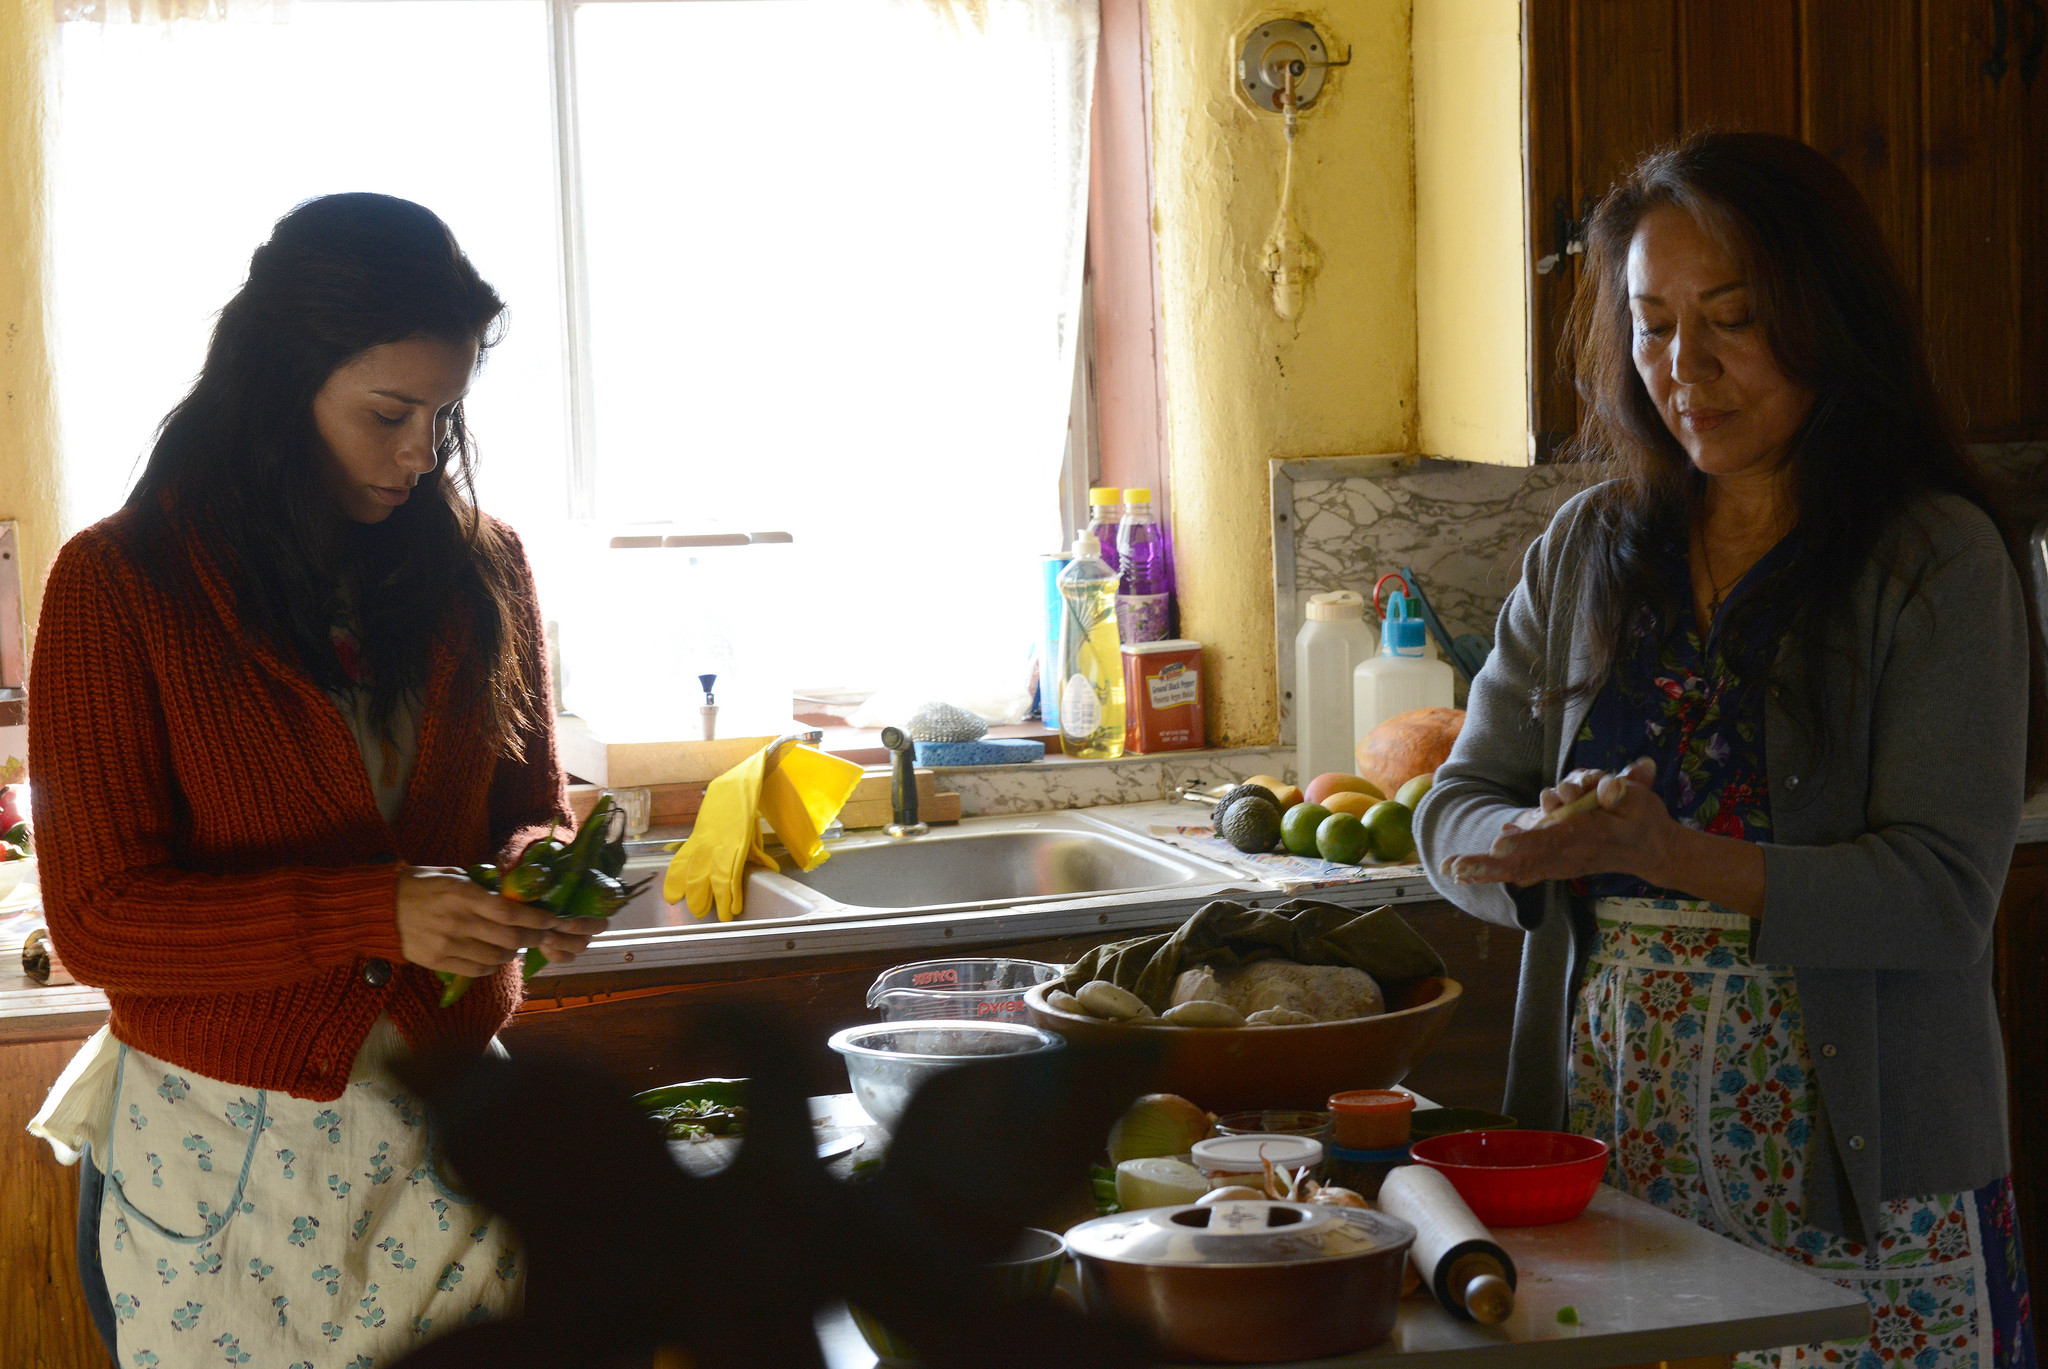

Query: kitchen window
[{"left": 50, "top": 0, "right": 1099, "bottom": 734}]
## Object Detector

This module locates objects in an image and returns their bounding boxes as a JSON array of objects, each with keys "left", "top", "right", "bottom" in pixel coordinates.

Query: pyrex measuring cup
[{"left": 865, "top": 957, "right": 1063, "bottom": 1023}]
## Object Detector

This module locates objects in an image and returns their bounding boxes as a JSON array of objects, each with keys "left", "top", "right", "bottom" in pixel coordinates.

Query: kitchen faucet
[{"left": 878, "top": 726, "right": 928, "bottom": 838}]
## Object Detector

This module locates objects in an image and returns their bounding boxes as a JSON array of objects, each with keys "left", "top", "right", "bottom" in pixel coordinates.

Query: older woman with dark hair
[{"left": 1415, "top": 132, "right": 2038, "bottom": 1369}]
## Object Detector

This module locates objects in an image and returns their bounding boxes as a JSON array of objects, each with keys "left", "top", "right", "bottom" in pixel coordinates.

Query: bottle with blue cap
[{"left": 1351, "top": 589, "right": 1454, "bottom": 746}]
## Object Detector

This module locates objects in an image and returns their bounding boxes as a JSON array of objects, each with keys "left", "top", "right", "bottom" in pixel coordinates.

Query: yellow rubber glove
[
  {"left": 664, "top": 746, "right": 778, "bottom": 922},
  {"left": 758, "top": 745, "right": 864, "bottom": 872}
]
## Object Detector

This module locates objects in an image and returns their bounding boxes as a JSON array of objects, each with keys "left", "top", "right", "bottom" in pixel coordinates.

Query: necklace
[{"left": 1693, "top": 521, "right": 1729, "bottom": 626}]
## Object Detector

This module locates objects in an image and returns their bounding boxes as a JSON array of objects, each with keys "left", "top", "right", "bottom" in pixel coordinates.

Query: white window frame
[{"left": 538, "top": 0, "right": 1094, "bottom": 540}]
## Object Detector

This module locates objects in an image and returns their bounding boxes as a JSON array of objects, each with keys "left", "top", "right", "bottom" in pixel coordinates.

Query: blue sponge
[{"left": 913, "top": 738, "right": 1045, "bottom": 767}]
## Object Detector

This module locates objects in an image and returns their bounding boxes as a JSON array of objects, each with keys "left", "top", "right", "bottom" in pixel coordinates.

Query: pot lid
[{"left": 1065, "top": 1201, "right": 1415, "bottom": 1269}]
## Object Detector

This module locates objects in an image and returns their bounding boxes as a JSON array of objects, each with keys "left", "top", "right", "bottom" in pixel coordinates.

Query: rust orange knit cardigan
[{"left": 29, "top": 509, "right": 569, "bottom": 1100}]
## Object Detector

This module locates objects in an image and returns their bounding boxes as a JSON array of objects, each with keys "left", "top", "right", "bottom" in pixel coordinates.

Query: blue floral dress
[{"left": 1567, "top": 537, "right": 2035, "bottom": 1369}]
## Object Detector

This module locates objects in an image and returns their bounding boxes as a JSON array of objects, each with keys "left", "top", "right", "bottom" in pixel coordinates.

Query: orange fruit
[
  {"left": 1304, "top": 773, "right": 1385, "bottom": 807},
  {"left": 1322, "top": 791, "right": 1379, "bottom": 819}
]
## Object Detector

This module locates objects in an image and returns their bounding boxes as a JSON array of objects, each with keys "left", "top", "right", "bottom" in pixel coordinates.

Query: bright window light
[
  {"left": 50, "top": 2, "right": 569, "bottom": 536},
  {"left": 50, "top": 0, "right": 1094, "bottom": 734}
]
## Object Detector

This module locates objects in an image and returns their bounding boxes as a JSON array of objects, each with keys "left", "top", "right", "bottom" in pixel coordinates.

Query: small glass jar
[{"left": 1212, "top": 1109, "right": 1334, "bottom": 1141}]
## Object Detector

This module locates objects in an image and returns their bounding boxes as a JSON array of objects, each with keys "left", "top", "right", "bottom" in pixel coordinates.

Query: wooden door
[
  {"left": 1527, "top": 0, "right": 2048, "bottom": 457},
  {"left": 1920, "top": 0, "right": 2048, "bottom": 439}
]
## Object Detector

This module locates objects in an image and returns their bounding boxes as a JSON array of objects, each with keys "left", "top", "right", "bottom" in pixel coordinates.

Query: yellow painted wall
[
  {"left": 0, "top": 0, "right": 62, "bottom": 636},
  {"left": 1414, "top": 0, "right": 1528, "bottom": 466},
  {"left": 1150, "top": 0, "right": 1418, "bottom": 748}
]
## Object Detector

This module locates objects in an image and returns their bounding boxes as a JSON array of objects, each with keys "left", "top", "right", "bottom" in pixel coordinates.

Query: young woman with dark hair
[
  {"left": 28, "top": 194, "right": 600, "bottom": 1366},
  {"left": 1415, "top": 133, "right": 2037, "bottom": 1369}
]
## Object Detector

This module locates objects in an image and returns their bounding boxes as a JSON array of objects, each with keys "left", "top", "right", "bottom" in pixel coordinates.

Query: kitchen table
[{"left": 799, "top": 1094, "right": 1868, "bottom": 1369}]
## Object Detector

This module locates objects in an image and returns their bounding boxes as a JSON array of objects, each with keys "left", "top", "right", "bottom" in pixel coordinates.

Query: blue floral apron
[
  {"left": 1565, "top": 539, "right": 2034, "bottom": 1369},
  {"left": 94, "top": 1018, "right": 521, "bottom": 1368},
  {"left": 1570, "top": 899, "right": 2030, "bottom": 1369}
]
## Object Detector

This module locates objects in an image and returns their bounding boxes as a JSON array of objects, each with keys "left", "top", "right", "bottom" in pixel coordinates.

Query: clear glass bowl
[{"left": 865, "top": 957, "right": 1062, "bottom": 1024}]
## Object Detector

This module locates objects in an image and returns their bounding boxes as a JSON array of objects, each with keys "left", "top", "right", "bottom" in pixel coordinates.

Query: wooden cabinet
[
  {"left": 0, "top": 1027, "right": 106, "bottom": 1369},
  {"left": 1527, "top": 0, "right": 2048, "bottom": 457}
]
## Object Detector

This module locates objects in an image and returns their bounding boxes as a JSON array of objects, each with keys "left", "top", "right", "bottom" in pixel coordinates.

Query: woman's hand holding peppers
[
  {"left": 1448, "top": 757, "right": 1766, "bottom": 918},
  {"left": 395, "top": 868, "right": 607, "bottom": 980}
]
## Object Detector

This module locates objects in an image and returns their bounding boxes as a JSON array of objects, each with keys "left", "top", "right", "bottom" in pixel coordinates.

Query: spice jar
[{"left": 1329, "top": 1089, "right": 1416, "bottom": 1151}]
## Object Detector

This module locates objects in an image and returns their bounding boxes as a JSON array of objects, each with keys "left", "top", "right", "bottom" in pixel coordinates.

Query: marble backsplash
[
  {"left": 1272, "top": 454, "right": 1589, "bottom": 739},
  {"left": 945, "top": 746, "right": 1294, "bottom": 817},
  {"left": 1271, "top": 443, "right": 2048, "bottom": 741}
]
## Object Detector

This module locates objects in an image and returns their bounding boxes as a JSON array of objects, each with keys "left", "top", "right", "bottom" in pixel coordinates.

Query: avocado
[
  {"left": 1210, "top": 783, "right": 1277, "bottom": 828},
  {"left": 1218, "top": 796, "right": 1284, "bottom": 853}
]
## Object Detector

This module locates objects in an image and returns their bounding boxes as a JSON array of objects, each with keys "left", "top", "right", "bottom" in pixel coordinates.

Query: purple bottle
[
  {"left": 1086, "top": 487, "right": 1122, "bottom": 575},
  {"left": 1116, "top": 487, "right": 1171, "bottom": 643}
]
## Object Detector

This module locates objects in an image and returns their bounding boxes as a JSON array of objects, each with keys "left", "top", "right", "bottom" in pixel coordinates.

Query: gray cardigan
[{"left": 1413, "top": 483, "right": 2027, "bottom": 1243}]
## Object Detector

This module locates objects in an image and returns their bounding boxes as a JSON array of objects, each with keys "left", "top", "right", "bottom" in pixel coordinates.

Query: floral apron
[
  {"left": 1570, "top": 898, "right": 2029, "bottom": 1369},
  {"left": 95, "top": 1017, "right": 521, "bottom": 1368}
]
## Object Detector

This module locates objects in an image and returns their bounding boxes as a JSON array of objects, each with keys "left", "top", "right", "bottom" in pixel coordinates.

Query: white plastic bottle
[
  {"left": 1294, "top": 591, "right": 1377, "bottom": 782},
  {"left": 1353, "top": 590, "right": 1455, "bottom": 744}
]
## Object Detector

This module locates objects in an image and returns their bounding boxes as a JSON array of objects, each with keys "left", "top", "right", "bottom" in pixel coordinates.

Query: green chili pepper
[
  {"left": 565, "top": 870, "right": 630, "bottom": 919},
  {"left": 518, "top": 837, "right": 569, "bottom": 873},
  {"left": 538, "top": 871, "right": 583, "bottom": 916},
  {"left": 498, "top": 861, "right": 553, "bottom": 904},
  {"left": 441, "top": 798, "right": 636, "bottom": 1006}
]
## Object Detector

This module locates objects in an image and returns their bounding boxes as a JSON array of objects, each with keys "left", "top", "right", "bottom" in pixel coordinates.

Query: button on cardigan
[{"left": 29, "top": 509, "right": 570, "bottom": 1101}]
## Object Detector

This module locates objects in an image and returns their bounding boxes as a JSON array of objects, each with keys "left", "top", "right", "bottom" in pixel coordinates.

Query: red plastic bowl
[{"left": 1408, "top": 1130, "right": 1608, "bottom": 1226}]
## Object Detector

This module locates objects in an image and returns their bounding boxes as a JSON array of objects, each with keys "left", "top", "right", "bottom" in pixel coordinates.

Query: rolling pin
[{"left": 1379, "top": 1164, "right": 1517, "bottom": 1324}]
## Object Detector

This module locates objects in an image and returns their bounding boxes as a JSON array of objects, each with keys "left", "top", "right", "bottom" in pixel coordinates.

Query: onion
[
  {"left": 1115, "top": 1157, "right": 1209, "bottom": 1210},
  {"left": 1197, "top": 1185, "right": 1267, "bottom": 1205},
  {"left": 1309, "top": 1185, "right": 1371, "bottom": 1209},
  {"left": 1107, "top": 1093, "right": 1213, "bottom": 1164}
]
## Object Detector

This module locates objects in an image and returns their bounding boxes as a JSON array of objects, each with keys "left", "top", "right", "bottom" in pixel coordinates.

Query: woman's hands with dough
[
  {"left": 1451, "top": 758, "right": 1674, "bottom": 887},
  {"left": 394, "top": 867, "right": 608, "bottom": 978},
  {"left": 1448, "top": 757, "right": 1767, "bottom": 918}
]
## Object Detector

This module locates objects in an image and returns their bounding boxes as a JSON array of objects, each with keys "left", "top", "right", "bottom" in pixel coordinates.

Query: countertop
[
  {"left": 11, "top": 788, "right": 2048, "bottom": 1041},
  {"left": 804, "top": 1090, "right": 1868, "bottom": 1369}
]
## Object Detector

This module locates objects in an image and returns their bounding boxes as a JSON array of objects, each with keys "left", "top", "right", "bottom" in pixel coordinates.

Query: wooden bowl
[{"left": 1023, "top": 975, "right": 1461, "bottom": 1113}]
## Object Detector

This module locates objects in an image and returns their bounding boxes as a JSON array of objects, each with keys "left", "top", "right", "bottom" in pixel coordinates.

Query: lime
[
  {"left": 1281, "top": 802, "right": 1332, "bottom": 856},
  {"left": 1315, "top": 811, "right": 1371, "bottom": 865},
  {"left": 1363, "top": 801, "right": 1416, "bottom": 861},
  {"left": 1396, "top": 772, "right": 1434, "bottom": 810}
]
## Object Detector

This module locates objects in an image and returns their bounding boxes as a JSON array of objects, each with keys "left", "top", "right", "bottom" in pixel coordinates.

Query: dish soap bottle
[
  {"left": 1352, "top": 590, "right": 1454, "bottom": 743},
  {"left": 1116, "top": 487, "right": 1172, "bottom": 644},
  {"left": 1058, "top": 532, "right": 1127, "bottom": 759},
  {"left": 1295, "top": 591, "right": 1377, "bottom": 781}
]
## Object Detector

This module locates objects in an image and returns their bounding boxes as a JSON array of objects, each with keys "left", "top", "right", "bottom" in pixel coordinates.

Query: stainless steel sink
[{"left": 603, "top": 811, "right": 1242, "bottom": 930}]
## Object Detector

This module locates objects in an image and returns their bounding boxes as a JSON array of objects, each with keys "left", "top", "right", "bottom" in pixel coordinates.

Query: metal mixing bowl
[{"left": 827, "top": 1020, "right": 1065, "bottom": 1131}]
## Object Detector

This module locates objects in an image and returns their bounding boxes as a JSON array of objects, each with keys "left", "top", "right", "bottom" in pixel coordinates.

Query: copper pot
[{"left": 1065, "top": 1201, "right": 1416, "bottom": 1363}]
